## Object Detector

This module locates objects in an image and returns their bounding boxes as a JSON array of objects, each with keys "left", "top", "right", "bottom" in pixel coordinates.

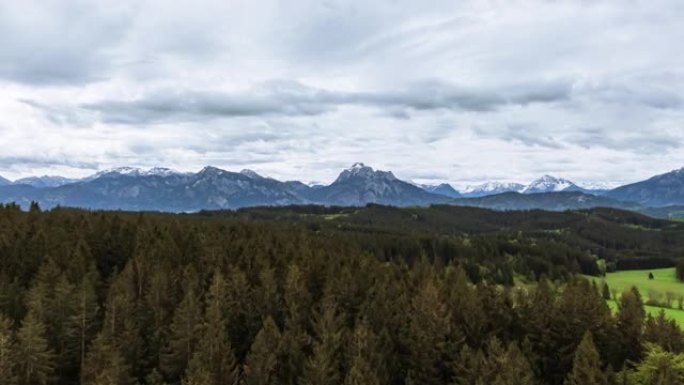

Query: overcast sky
[{"left": 1, "top": 0, "right": 683, "bottom": 187}]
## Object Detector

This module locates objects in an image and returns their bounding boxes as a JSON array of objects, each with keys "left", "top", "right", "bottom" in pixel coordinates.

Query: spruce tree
[
  {"left": 406, "top": 278, "right": 451, "bottom": 385},
  {"left": 81, "top": 332, "right": 134, "bottom": 385},
  {"left": 16, "top": 311, "right": 55, "bottom": 385},
  {"left": 183, "top": 271, "right": 239, "bottom": 385},
  {"left": 70, "top": 271, "right": 100, "bottom": 384},
  {"left": 565, "top": 332, "right": 607, "bottom": 385},
  {"left": 491, "top": 342, "right": 537, "bottom": 385},
  {"left": 243, "top": 316, "right": 281, "bottom": 385},
  {"left": 344, "top": 321, "right": 386, "bottom": 385},
  {"left": 300, "top": 300, "right": 345, "bottom": 385},
  {"left": 161, "top": 273, "right": 203, "bottom": 380},
  {"left": 617, "top": 289, "right": 645, "bottom": 362},
  {"left": 0, "top": 314, "right": 18, "bottom": 385}
]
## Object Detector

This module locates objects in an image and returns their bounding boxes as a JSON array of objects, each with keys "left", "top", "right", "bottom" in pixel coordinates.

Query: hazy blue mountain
[
  {"left": 13, "top": 175, "right": 79, "bottom": 188},
  {"left": 0, "top": 176, "right": 10, "bottom": 186},
  {"left": 0, "top": 166, "right": 307, "bottom": 211},
  {"left": 0, "top": 184, "right": 41, "bottom": 207},
  {"left": 452, "top": 191, "right": 640, "bottom": 211},
  {"left": 2, "top": 165, "right": 684, "bottom": 213},
  {"left": 419, "top": 183, "right": 462, "bottom": 198},
  {"left": 606, "top": 167, "right": 684, "bottom": 206},
  {"left": 310, "top": 163, "right": 449, "bottom": 206}
]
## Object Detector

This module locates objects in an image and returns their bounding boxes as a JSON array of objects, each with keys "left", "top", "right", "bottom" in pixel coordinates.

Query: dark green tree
[
  {"left": 617, "top": 289, "right": 645, "bottom": 362},
  {"left": 0, "top": 314, "right": 18, "bottom": 385},
  {"left": 300, "top": 300, "right": 345, "bottom": 385},
  {"left": 183, "top": 271, "right": 239, "bottom": 385},
  {"left": 81, "top": 332, "right": 134, "bottom": 385},
  {"left": 16, "top": 311, "right": 55, "bottom": 385},
  {"left": 344, "top": 321, "right": 386, "bottom": 385},
  {"left": 565, "top": 332, "right": 607, "bottom": 385},
  {"left": 243, "top": 316, "right": 281, "bottom": 385},
  {"left": 406, "top": 278, "right": 452, "bottom": 385},
  {"left": 161, "top": 271, "right": 203, "bottom": 380}
]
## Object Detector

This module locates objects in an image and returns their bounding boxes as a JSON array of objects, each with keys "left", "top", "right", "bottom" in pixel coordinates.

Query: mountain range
[{"left": 2, "top": 163, "right": 684, "bottom": 216}]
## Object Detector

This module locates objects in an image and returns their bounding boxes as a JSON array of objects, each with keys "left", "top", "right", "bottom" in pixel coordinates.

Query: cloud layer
[{"left": 1, "top": 0, "right": 683, "bottom": 187}]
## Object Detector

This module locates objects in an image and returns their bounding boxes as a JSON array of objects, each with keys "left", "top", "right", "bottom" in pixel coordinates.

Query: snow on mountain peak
[
  {"left": 463, "top": 181, "right": 525, "bottom": 194},
  {"left": 90, "top": 166, "right": 182, "bottom": 179},
  {"left": 335, "top": 163, "right": 397, "bottom": 183},
  {"left": 240, "top": 169, "right": 264, "bottom": 179},
  {"left": 523, "top": 175, "right": 575, "bottom": 193}
]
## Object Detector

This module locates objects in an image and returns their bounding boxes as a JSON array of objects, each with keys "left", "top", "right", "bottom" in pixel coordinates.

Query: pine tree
[
  {"left": 183, "top": 271, "right": 239, "bottom": 385},
  {"left": 300, "top": 300, "right": 345, "bottom": 385},
  {"left": 617, "top": 289, "right": 645, "bottom": 363},
  {"left": 16, "top": 311, "right": 55, "bottom": 385},
  {"left": 71, "top": 271, "right": 100, "bottom": 385},
  {"left": 81, "top": 332, "right": 134, "bottom": 385},
  {"left": 491, "top": 342, "right": 537, "bottom": 385},
  {"left": 161, "top": 273, "right": 203, "bottom": 380},
  {"left": 0, "top": 314, "right": 18, "bottom": 385},
  {"left": 243, "top": 316, "right": 281, "bottom": 385},
  {"left": 451, "top": 344, "right": 488, "bottom": 385},
  {"left": 344, "top": 321, "right": 386, "bottom": 385},
  {"left": 565, "top": 332, "right": 607, "bottom": 385},
  {"left": 643, "top": 311, "right": 684, "bottom": 353},
  {"left": 406, "top": 278, "right": 451, "bottom": 385}
]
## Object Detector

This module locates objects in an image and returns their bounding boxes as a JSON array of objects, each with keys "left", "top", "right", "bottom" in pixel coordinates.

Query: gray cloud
[
  {"left": 65, "top": 79, "right": 572, "bottom": 124},
  {"left": 2, "top": 0, "right": 684, "bottom": 185},
  {"left": 0, "top": 1, "right": 132, "bottom": 85}
]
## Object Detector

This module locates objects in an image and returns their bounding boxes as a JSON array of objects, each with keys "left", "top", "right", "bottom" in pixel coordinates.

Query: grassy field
[{"left": 587, "top": 267, "right": 684, "bottom": 325}]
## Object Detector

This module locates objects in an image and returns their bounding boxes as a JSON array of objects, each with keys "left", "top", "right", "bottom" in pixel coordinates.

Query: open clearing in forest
[{"left": 587, "top": 267, "right": 684, "bottom": 326}]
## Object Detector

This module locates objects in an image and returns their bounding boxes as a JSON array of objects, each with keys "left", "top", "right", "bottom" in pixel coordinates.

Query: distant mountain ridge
[
  {"left": 1, "top": 164, "right": 684, "bottom": 215},
  {"left": 607, "top": 168, "right": 684, "bottom": 207}
]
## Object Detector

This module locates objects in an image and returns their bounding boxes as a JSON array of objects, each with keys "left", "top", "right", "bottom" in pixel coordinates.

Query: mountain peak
[
  {"left": 335, "top": 163, "right": 396, "bottom": 183},
  {"left": 199, "top": 166, "right": 226, "bottom": 175},
  {"left": 462, "top": 181, "right": 525, "bottom": 197},
  {"left": 523, "top": 175, "right": 576, "bottom": 194},
  {"left": 91, "top": 166, "right": 182, "bottom": 179},
  {"left": 240, "top": 169, "right": 264, "bottom": 179}
]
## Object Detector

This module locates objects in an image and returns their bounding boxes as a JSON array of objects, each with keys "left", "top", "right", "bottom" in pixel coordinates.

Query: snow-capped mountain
[
  {"left": 312, "top": 163, "right": 448, "bottom": 206},
  {"left": 419, "top": 183, "right": 461, "bottom": 198},
  {"left": 462, "top": 182, "right": 525, "bottom": 198},
  {"left": 522, "top": 175, "right": 579, "bottom": 194},
  {"left": 2, "top": 164, "right": 684, "bottom": 213},
  {"left": 13, "top": 175, "right": 79, "bottom": 188},
  {"left": 87, "top": 167, "right": 185, "bottom": 180}
]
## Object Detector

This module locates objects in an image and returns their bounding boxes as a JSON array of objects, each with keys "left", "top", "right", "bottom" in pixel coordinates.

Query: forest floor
[{"left": 586, "top": 268, "right": 684, "bottom": 326}]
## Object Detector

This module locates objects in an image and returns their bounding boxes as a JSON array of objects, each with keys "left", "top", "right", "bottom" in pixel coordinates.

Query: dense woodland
[{"left": 1, "top": 203, "right": 684, "bottom": 385}]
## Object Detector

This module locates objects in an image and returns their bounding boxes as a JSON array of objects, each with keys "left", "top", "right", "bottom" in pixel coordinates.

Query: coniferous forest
[{"left": 2, "top": 203, "right": 684, "bottom": 385}]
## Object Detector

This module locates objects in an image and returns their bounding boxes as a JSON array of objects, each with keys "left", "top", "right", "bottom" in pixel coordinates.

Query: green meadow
[{"left": 587, "top": 267, "right": 684, "bottom": 326}]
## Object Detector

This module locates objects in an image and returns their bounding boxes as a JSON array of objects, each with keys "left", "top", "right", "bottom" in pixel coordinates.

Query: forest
[{"left": 1, "top": 202, "right": 684, "bottom": 385}]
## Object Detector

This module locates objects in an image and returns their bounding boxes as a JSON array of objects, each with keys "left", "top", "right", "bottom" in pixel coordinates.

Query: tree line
[{"left": 1, "top": 203, "right": 684, "bottom": 384}]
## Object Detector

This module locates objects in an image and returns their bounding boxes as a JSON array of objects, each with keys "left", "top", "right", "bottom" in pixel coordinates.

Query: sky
[{"left": 1, "top": 0, "right": 683, "bottom": 188}]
